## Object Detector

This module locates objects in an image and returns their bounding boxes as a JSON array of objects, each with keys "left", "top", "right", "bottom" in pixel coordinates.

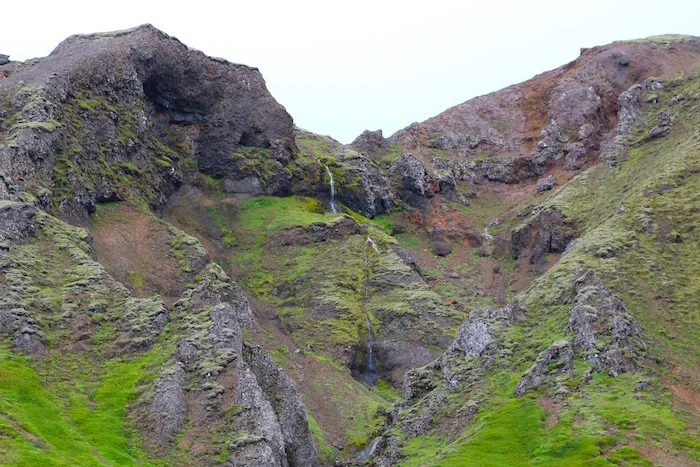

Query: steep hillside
[
  {"left": 363, "top": 44, "right": 700, "bottom": 466},
  {"left": 1, "top": 27, "right": 699, "bottom": 467}
]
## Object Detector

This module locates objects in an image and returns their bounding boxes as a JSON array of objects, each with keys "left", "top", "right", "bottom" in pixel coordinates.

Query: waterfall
[
  {"left": 325, "top": 166, "right": 337, "bottom": 214},
  {"left": 366, "top": 236, "right": 380, "bottom": 254},
  {"left": 356, "top": 437, "right": 381, "bottom": 459},
  {"left": 361, "top": 236, "right": 379, "bottom": 385}
]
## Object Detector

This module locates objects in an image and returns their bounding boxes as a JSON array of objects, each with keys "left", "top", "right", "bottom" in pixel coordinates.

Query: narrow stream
[{"left": 362, "top": 236, "right": 379, "bottom": 385}]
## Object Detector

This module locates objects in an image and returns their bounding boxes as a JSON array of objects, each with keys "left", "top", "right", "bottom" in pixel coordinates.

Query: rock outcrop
[
  {"left": 334, "top": 153, "right": 394, "bottom": 218},
  {"left": 511, "top": 208, "right": 578, "bottom": 265},
  {"left": 350, "top": 129, "right": 390, "bottom": 157},
  {"left": 389, "top": 37, "right": 700, "bottom": 184},
  {"left": 388, "top": 153, "right": 436, "bottom": 208},
  {"left": 371, "top": 301, "right": 524, "bottom": 465},
  {"left": 137, "top": 263, "right": 319, "bottom": 466},
  {"left": 568, "top": 269, "right": 645, "bottom": 376},
  {"left": 429, "top": 224, "right": 453, "bottom": 257},
  {"left": 514, "top": 340, "right": 573, "bottom": 396},
  {"left": 0, "top": 24, "right": 295, "bottom": 224}
]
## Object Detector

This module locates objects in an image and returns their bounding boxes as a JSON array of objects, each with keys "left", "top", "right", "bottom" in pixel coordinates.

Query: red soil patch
[
  {"left": 90, "top": 205, "right": 180, "bottom": 306},
  {"left": 536, "top": 396, "right": 561, "bottom": 430}
]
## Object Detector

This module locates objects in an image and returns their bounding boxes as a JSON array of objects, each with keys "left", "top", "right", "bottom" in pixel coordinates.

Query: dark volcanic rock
[
  {"left": 0, "top": 54, "right": 9, "bottom": 66},
  {"left": 511, "top": 208, "right": 578, "bottom": 265},
  {"left": 334, "top": 154, "right": 394, "bottom": 218},
  {"left": 0, "top": 25, "right": 295, "bottom": 223},
  {"left": 429, "top": 225, "right": 453, "bottom": 256},
  {"left": 389, "top": 153, "right": 435, "bottom": 207},
  {"left": 350, "top": 129, "right": 390, "bottom": 157}
]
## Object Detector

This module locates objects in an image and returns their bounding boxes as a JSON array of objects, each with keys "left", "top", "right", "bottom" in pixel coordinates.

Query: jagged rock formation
[
  {"left": 138, "top": 264, "right": 318, "bottom": 465},
  {"left": 371, "top": 301, "right": 525, "bottom": 465},
  {"left": 567, "top": 269, "right": 645, "bottom": 376}
]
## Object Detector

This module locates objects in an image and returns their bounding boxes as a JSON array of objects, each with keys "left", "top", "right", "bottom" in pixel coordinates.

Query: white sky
[{"left": 3, "top": 1, "right": 699, "bottom": 143}]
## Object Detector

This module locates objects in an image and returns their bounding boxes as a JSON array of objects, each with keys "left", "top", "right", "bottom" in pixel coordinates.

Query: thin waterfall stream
[
  {"left": 361, "top": 236, "right": 380, "bottom": 385},
  {"left": 325, "top": 166, "right": 337, "bottom": 214}
]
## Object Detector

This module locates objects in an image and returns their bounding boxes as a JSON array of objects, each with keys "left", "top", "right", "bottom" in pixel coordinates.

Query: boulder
[
  {"left": 536, "top": 175, "right": 557, "bottom": 193},
  {"left": 429, "top": 225, "right": 453, "bottom": 256}
]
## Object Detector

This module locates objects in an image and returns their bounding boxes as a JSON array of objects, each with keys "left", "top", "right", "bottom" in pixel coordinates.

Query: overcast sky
[{"left": 3, "top": 1, "right": 699, "bottom": 143}]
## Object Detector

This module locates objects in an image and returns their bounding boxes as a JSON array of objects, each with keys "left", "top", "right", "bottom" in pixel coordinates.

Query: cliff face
[
  {"left": 0, "top": 24, "right": 295, "bottom": 225},
  {"left": 1, "top": 28, "right": 699, "bottom": 467}
]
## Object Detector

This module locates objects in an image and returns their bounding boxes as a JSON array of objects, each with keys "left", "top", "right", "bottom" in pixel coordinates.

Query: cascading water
[
  {"left": 325, "top": 166, "right": 337, "bottom": 214},
  {"left": 361, "top": 236, "right": 379, "bottom": 385},
  {"left": 366, "top": 236, "right": 380, "bottom": 254}
]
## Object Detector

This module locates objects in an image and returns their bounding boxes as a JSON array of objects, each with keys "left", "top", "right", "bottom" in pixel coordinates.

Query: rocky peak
[
  {"left": 0, "top": 24, "right": 295, "bottom": 223},
  {"left": 350, "top": 129, "right": 390, "bottom": 157},
  {"left": 388, "top": 36, "right": 700, "bottom": 184}
]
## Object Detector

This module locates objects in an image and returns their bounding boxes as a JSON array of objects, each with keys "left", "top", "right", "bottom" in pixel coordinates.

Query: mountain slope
[
  {"left": 366, "top": 47, "right": 700, "bottom": 467},
  {"left": 1, "top": 28, "right": 699, "bottom": 467}
]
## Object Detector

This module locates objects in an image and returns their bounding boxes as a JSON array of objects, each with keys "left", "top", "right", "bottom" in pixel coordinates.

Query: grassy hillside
[{"left": 368, "top": 72, "right": 699, "bottom": 467}]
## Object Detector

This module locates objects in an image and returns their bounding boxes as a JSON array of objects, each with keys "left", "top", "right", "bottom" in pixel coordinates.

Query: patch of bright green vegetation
[
  {"left": 128, "top": 271, "right": 145, "bottom": 290},
  {"left": 237, "top": 196, "right": 337, "bottom": 233},
  {"left": 306, "top": 412, "right": 335, "bottom": 462},
  {"left": 0, "top": 345, "right": 164, "bottom": 466},
  {"left": 269, "top": 345, "right": 290, "bottom": 365},
  {"left": 371, "top": 214, "right": 393, "bottom": 234},
  {"left": 373, "top": 379, "right": 402, "bottom": 402},
  {"left": 372, "top": 144, "right": 404, "bottom": 166}
]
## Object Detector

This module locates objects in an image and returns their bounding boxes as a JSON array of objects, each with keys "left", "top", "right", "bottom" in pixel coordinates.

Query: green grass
[
  {"left": 0, "top": 346, "right": 163, "bottom": 466},
  {"left": 236, "top": 196, "right": 336, "bottom": 233},
  {"left": 307, "top": 412, "right": 335, "bottom": 462}
]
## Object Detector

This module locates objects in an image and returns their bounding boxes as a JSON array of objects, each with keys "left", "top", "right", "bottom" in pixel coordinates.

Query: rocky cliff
[{"left": 1, "top": 28, "right": 698, "bottom": 466}]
